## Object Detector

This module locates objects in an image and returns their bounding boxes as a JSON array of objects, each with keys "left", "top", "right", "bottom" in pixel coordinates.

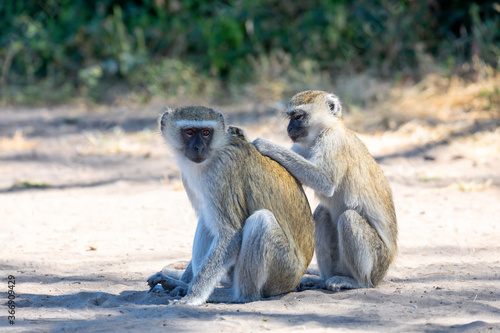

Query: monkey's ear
[
  {"left": 159, "top": 106, "right": 174, "bottom": 131},
  {"left": 326, "top": 94, "right": 342, "bottom": 117},
  {"left": 216, "top": 111, "right": 225, "bottom": 129}
]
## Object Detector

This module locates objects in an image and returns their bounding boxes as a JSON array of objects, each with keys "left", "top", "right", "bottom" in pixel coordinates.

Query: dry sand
[{"left": 1, "top": 105, "right": 499, "bottom": 332}]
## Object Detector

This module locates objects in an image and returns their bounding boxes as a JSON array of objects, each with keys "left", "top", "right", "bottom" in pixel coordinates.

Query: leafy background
[{"left": 0, "top": 0, "right": 499, "bottom": 105}]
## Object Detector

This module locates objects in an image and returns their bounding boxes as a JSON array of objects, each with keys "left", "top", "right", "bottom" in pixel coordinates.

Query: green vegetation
[
  {"left": 9, "top": 180, "right": 51, "bottom": 191},
  {"left": 0, "top": 1, "right": 499, "bottom": 104},
  {"left": 419, "top": 177, "right": 441, "bottom": 183}
]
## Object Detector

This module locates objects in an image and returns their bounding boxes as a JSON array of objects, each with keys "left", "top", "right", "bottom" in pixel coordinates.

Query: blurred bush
[{"left": 0, "top": 0, "right": 498, "bottom": 104}]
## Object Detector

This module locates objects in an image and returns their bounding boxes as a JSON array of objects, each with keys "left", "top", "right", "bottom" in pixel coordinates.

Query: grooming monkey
[
  {"left": 147, "top": 106, "right": 314, "bottom": 305},
  {"left": 253, "top": 90, "right": 397, "bottom": 291}
]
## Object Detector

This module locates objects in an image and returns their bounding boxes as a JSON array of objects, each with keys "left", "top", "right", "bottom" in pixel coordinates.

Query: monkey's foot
[
  {"left": 296, "top": 276, "right": 326, "bottom": 291},
  {"left": 169, "top": 286, "right": 188, "bottom": 297},
  {"left": 170, "top": 295, "right": 205, "bottom": 306},
  {"left": 325, "top": 276, "right": 359, "bottom": 292}
]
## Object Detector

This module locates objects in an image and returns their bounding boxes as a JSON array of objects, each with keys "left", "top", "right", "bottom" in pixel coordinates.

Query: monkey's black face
[
  {"left": 287, "top": 111, "right": 308, "bottom": 142},
  {"left": 181, "top": 127, "right": 213, "bottom": 163}
]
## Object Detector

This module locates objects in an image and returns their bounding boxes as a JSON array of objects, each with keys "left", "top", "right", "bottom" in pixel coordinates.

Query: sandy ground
[{"left": 1, "top": 105, "right": 499, "bottom": 332}]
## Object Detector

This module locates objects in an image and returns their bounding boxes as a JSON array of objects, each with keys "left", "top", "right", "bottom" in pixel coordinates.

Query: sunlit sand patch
[{"left": 0, "top": 130, "right": 37, "bottom": 150}]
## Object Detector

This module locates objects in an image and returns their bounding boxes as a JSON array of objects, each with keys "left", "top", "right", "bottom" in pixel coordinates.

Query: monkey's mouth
[
  {"left": 289, "top": 133, "right": 306, "bottom": 142},
  {"left": 288, "top": 129, "right": 308, "bottom": 142},
  {"left": 186, "top": 155, "right": 207, "bottom": 163}
]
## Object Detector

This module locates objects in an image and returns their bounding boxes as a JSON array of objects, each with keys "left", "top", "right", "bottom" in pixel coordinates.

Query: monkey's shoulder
[
  {"left": 322, "top": 127, "right": 376, "bottom": 162},
  {"left": 225, "top": 135, "right": 292, "bottom": 175},
  {"left": 241, "top": 142, "right": 302, "bottom": 188},
  {"left": 226, "top": 134, "right": 260, "bottom": 159}
]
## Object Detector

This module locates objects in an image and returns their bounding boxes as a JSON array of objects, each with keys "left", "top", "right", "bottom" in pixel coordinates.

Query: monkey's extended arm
[
  {"left": 253, "top": 138, "right": 335, "bottom": 197},
  {"left": 179, "top": 230, "right": 242, "bottom": 305}
]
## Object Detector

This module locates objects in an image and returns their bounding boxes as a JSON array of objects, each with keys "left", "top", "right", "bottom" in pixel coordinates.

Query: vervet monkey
[
  {"left": 253, "top": 90, "right": 397, "bottom": 291},
  {"left": 147, "top": 106, "right": 314, "bottom": 305}
]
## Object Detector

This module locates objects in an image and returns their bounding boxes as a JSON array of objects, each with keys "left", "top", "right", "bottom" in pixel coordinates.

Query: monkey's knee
[
  {"left": 160, "top": 266, "right": 185, "bottom": 280},
  {"left": 313, "top": 205, "right": 340, "bottom": 279},
  {"left": 236, "top": 210, "right": 295, "bottom": 300},
  {"left": 239, "top": 209, "right": 278, "bottom": 265},
  {"left": 241, "top": 210, "right": 278, "bottom": 246},
  {"left": 337, "top": 210, "right": 380, "bottom": 287},
  {"left": 338, "top": 210, "right": 391, "bottom": 287},
  {"left": 246, "top": 209, "right": 276, "bottom": 228},
  {"left": 313, "top": 206, "right": 334, "bottom": 238},
  {"left": 313, "top": 205, "right": 330, "bottom": 223}
]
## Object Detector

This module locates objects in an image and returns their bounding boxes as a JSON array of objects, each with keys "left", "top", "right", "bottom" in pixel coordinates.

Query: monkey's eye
[
  {"left": 185, "top": 128, "right": 195, "bottom": 136},
  {"left": 295, "top": 113, "right": 304, "bottom": 120},
  {"left": 202, "top": 129, "right": 211, "bottom": 137}
]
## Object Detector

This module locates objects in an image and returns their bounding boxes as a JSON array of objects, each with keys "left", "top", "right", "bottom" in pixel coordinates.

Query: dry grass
[
  {"left": 344, "top": 66, "right": 500, "bottom": 159},
  {"left": 380, "top": 69, "right": 499, "bottom": 123},
  {"left": 450, "top": 179, "right": 493, "bottom": 192},
  {"left": 0, "top": 130, "right": 37, "bottom": 150},
  {"left": 340, "top": 65, "right": 499, "bottom": 131}
]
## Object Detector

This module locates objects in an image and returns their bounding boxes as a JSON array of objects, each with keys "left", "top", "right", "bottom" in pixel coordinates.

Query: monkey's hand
[
  {"left": 253, "top": 138, "right": 294, "bottom": 169},
  {"left": 147, "top": 272, "right": 168, "bottom": 292},
  {"left": 252, "top": 138, "right": 278, "bottom": 157},
  {"left": 228, "top": 126, "right": 249, "bottom": 141},
  {"left": 147, "top": 272, "right": 188, "bottom": 293},
  {"left": 254, "top": 137, "right": 336, "bottom": 197}
]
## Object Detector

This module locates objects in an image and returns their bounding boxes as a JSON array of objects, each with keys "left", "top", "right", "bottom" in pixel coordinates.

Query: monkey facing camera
[
  {"left": 147, "top": 106, "right": 315, "bottom": 306},
  {"left": 254, "top": 90, "right": 398, "bottom": 291}
]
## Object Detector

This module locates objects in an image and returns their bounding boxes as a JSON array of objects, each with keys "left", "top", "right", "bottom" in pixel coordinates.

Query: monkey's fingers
[
  {"left": 159, "top": 277, "right": 185, "bottom": 291},
  {"left": 147, "top": 285, "right": 162, "bottom": 293},
  {"left": 297, "top": 276, "right": 326, "bottom": 291},
  {"left": 325, "top": 276, "right": 359, "bottom": 291},
  {"left": 227, "top": 126, "right": 247, "bottom": 140},
  {"left": 147, "top": 272, "right": 167, "bottom": 289},
  {"left": 252, "top": 138, "right": 273, "bottom": 156}
]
